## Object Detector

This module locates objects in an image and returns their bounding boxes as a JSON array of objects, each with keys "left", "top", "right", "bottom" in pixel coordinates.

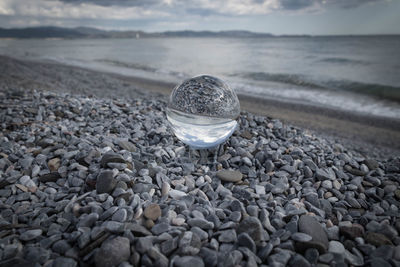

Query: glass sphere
[{"left": 167, "top": 75, "right": 240, "bottom": 149}]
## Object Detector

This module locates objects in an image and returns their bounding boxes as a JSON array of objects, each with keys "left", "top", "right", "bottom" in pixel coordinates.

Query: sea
[{"left": 1, "top": 36, "right": 399, "bottom": 119}]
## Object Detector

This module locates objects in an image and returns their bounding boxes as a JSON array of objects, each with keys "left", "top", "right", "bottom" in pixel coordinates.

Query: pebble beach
[{"left": 1, "top": 58, "right": 400, "bottom": 266}]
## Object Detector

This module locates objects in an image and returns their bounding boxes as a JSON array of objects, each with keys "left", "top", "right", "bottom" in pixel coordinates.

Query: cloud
[
  {"left": 321, "top": 0, "right": 389, "bottom": 9},
  {"left": 0, "top": 0, "right": 392, "bottom": 30},
  {"left": 0, "top": 0, "right": 169, "bottom": 20},
  {"left": 280, "top": 0, "right": 315, "bottom": 10},
  {"left": 58, "top": 0, "right": 161, "bottom": 7}
]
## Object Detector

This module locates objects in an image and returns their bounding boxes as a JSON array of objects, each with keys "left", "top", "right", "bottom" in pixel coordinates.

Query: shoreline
[{"left": 1, "top": 54, "right": 399, "bottom": 157}]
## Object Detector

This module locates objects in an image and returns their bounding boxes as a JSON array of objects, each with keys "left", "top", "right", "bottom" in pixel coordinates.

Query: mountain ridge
[
  {"left": 0, "top": 26, "right": 290, "bottom": 38},
  {"left": 0, "top": 26, "right": 397, "bottom": 39}
]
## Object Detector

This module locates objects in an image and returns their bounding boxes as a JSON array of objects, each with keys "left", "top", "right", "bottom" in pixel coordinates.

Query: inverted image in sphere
[{"left": 167, "top": 75, "right": 240, "bottom": 149}]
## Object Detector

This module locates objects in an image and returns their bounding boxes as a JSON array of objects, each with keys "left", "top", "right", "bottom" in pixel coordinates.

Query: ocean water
[{"left": 1, "top": 36, "right": 399, "bottom": 118}]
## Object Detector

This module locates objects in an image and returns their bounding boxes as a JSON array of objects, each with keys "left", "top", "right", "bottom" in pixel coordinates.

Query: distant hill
[{"left": 0, "top": 26, "right": 275, "bottom": 39}]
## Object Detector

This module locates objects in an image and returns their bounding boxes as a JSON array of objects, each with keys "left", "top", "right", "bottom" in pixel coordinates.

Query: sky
[{"left": 0, "top": 0, "right": 399, "bottom": 35}]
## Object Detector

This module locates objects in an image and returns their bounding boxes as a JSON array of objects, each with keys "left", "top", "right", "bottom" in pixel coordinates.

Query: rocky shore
[{"left": 0, "top": 88, "right": 399, "bottom": 267}]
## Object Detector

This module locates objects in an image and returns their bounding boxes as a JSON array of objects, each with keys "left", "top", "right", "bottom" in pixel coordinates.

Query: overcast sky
[{"left": 0, "top": 0, "right": 399, "bottom": 35}]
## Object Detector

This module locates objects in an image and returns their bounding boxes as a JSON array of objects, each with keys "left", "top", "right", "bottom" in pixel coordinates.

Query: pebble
[
  {"left": 187, "top": 218, "right": 214, "bottom": 230},
  {"left": 94, "top": 236, "right": 130, "bottom": 267},
  {"left": 328, "top": 240, "right": 345, "bottom": 254},
  {"left": 100, "top": 153, "right": 126, "bottom": 168},
  {"left": 216, "top": 170, "right": 243, "bottom": 182},
  {"left": 52, "top": 257, "right": 77, "bottom": 267},
  {"left": 112, "top": 209, "right": 127, "bottom": 222},
  {"left": 292, "top": 232, "right": 312, "bottom": 242},
  {"left": 289, "top": 254, "right": 311, "bottom": 267},
  {"left": 118, "top": 140, "right": 137, "bottom": 152},
  {"left": 169, "top": 189, "right": 187, "bottom": 199},
  {"left": 237, "top": 216, "right": 263, "bottom": 244},
  {"left": 339, "top": 224, "right": 364, "bottom": 239},
  {"left": 48, "top": 158, "right": 61, "bottom": 172},
  {"left": 298, "top": 215, "right": 329, "bottom": 253},
  {"left": 151, "top": 222, "right": 170, "bottom": 235},
  {"left": 144, "top": 203, "right": 161, "bottom": 221},
  {"left": 218, "top": 229, "right": 237, "bottom": 243},
  {"left": 20, "top": 229, "right": 43, "bottom": 241},
  {"left": 174, "top": 256, "right": 204, "bottom": 267},
  {"left": 365, "top": 232, "right": 393, "bottom": 246},
  {"left": 96, "top": 170, "right": 116, "bottom": 194},
  {"left": 1, "top": 88, "right": 399, "bottom": 267},
  {"left": 238, "top": 233, "right": 256, "bottom": 252}
]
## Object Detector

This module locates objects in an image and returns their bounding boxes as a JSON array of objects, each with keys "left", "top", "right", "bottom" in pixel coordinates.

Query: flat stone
[
  {"left": 39, "top": 172, "right": 61, "bottom": 183},
  {"left": 268, "top": 249, "right": 292, "bottom": 266},
  {"left": 328, "top": 241, "right": 345, "bottom": 254},
  {"left": 365, "top": 232, "right": 393, "bottom": 246},
  {"left": 144, "top": 203, "right": 161, "bottom": 221},
  {"left": 238, "top": 233, "right": 256, "bottom": 253},
  {"left": 94, "top": 236, "right": 130, "bottom": 267},
  {"left": 370, "top": 245, "right": 394, "bottom": 260},
  {"left": 136, "top": 237, "right": 154, "bottom": 253},
  {"left": 103, "top": 221, "right": 124, "bottom": 233},
  {"left": 218, "top": 229, "right": 237, "bottom": 243},
  {"left": 339, "top": 224, "right": 364, "bottom": 239},
  {"left": 174, "top": 256, "right": 204, "bottom": 267},
  {"left": 216, "top": 170, "right": 243, "bottom": 182},
  {"left": 199, "top": 247, "right": 218, "bottom": 267},
  {"left": 187, "top": 218, "right": 214, "bottom": 230},
  {"left": 20, "top": 229, "right": 42, "bottom": 241},
  {"left": 151, "top": 222, "right": 170, "bottom": 235},
  {"left": 96, "top": 170, "right": 116, "bottom": 194},
  {"left": 315, "top": 168, "right": 335, "bottom": 181},
  {"left": 370, "top": 258, "right": 391, "bottom": 267},
  {"left": 132, "top": 183, "right": 153, "bottom": 193},
  {"left": 304, "top": 248, "right": 319, "bottom": 264},
  {"left": 288, "top": 254, "right": 311, "bottom": 267},
  {"left": 52, "top": 240, "right": 71, "bottom": 254},
  {"left": 292, "top": 232, "right": 312, "bottom": 242},
  {"left": 161, "top": 237, "right": 178, "bottom": 255},
  {"left": 118, "top": 140, "right": 136, "bottom": 152},
  {"left": 319, "top": 253, "right": 334, "bottom": 264},
  {"left": 237, "top": 216, "right": 263, "bottom": 244},
  {"left": 77, "top": 213, "right": 99, "bottom": 228},
  {"left": 191, "top": 227, "right": 208, "bottom": 241},
  {"left": 364, "top": 159, "right": 379, "bottom": 170},
  {"left": 344, "top": 250, "right": 364, "bottom": 266},
  {"left": 169, "top": 189, "right": 187, "bottom": 199},
  {"left": 52, "top": 257, "right": 77, "bottom": 267},
  {"left": 100, "top": 153, "right": 125, "bottom": 168},
  {"left": 298, "top": 215, "right": 329, "bottom": 253},
  {"left": 112, "top": 209, "right": 127, "bottom": 222},
  {"left": 126, "top": 223, "right": 152, "bottom": 236}
]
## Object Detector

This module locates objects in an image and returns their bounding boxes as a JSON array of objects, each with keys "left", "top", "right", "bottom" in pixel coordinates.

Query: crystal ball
[{"left": 167, "top": 75, "right": 240, "bottom": 149}]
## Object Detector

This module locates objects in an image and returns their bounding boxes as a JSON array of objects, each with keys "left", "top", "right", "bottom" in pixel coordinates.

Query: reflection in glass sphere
[{"left": 167, "top": 75, "right": 240, "bottom": 149}]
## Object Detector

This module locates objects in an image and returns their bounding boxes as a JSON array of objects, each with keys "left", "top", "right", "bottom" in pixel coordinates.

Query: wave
[
  {"left": 234, "top": 72, "right": 322, "bottom": 89},
  {"left": 96, "top": 59, "right": 158, "bottom": 73},
  {"left": 328, "top": 80, "right": 400, "bottom": 102},
  {"left": 230, "top": 81, "right": 400, "bottom": 119},
  {"left": 319, "top": 57, "right": 367, "bottom": 65},
  {"left": 96, "top": 59, "right": 187, "bottom": 80},
  {"left": 234, "top": 71, "right": 400, "bottom": 103}
]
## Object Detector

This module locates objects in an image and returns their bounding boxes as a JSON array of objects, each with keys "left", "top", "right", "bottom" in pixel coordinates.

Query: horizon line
[{"left": 1, "top": 26, "right": 400, "bottom": 37}]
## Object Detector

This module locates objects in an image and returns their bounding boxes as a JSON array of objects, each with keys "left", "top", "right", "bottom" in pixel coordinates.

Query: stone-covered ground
[{"left": 0, "top": 89, "right": 399, "bottom": 267}]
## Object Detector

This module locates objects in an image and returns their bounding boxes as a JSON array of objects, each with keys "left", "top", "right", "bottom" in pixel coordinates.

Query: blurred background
[{"left": 0, "top": 0, "right": 399, "bottom": 120}]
